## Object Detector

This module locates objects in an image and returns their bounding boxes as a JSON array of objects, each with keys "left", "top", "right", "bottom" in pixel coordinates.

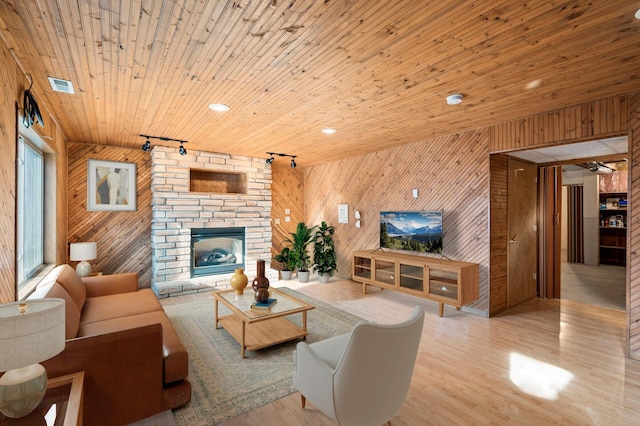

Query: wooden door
[
  {"left": 538, "top": 166, "right": 562, "bottom": 299},
  {"left": 507, "top": 157, "right": 538, "bottom": 307}
]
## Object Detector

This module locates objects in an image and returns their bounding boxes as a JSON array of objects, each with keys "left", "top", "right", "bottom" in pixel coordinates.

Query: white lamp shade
[
  {"left": 69, "top": 242, "right": 97, "bottom": 261},
  {"left": 0, "top": 299, "right": 66, "bottom": 372}
]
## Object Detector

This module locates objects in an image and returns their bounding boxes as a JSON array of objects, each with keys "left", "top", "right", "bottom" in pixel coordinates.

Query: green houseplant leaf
[
  {"left": 274, "top": 247, "right": 293, "bottom": 271},
  {"left": 285, "top": 222, "right": 316, "bottom": 272},
  {"left": 313, "top": 221, "right": 337, "bottom": 277}
]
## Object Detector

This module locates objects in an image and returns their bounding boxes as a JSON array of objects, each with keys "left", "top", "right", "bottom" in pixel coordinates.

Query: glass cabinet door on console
[
  {"left": 374, "top": 259, "right": 396, "bottom": 286},
  {"left": 353, "top": 256, "right": 372, "bottom": 280},
  {"left": 427, "top": 269, "right": 459, "bottom": 302},
  {"left": 399, "top": 263, "right": 425, "bottom": 293}
]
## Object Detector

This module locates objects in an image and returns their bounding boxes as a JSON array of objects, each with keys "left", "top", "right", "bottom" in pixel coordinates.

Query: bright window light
[{"left": 509, "top": 352, "right": 574, "bottom": 400}]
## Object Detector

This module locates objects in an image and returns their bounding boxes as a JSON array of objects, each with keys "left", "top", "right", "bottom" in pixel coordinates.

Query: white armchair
[{"left": 292, "top": 306, "right": 424, "bottom": 425}]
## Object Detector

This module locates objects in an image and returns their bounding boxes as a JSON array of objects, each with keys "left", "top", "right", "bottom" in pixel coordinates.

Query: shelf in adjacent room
[{"left": 599, "top": 187, "right": 627, "bottom": 266}]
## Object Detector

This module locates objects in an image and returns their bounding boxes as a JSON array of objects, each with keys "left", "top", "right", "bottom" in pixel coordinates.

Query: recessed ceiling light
[
  {"left": 209, "top": 103, "right": 230, "bottom": 112},
  {"left": 635, "top": 8, "right": 640, "bottom": 19},
  {"left": 446, "top": 94, "right": 463, "bottom": 105},
  {"left": 322, "top": 128, "right": 336, "bottom": 134}
]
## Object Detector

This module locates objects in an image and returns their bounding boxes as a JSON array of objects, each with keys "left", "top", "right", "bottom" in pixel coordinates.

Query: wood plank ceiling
[{"left": 1, "top": 0, "right": 639, "bottom": 167}]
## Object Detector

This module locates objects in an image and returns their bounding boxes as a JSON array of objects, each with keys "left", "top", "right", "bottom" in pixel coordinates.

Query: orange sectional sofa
[{"left": 27, "top": 264, "right": 191, "bottom": 425}]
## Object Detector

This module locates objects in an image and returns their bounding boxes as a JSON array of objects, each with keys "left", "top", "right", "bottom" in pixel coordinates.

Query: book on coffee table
[{"left": 251, "top": 298, "right": 277, "bottom": 310}]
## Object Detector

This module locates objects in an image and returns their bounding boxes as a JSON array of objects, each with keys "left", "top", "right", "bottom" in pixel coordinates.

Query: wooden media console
[{"left": 352, "top": 250, "right": 479, "bottom": 317}]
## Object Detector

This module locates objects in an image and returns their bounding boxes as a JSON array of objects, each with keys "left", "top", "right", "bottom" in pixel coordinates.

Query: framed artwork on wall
[{"left": 87, "top": 159, "right": 136, "bottom": 211}]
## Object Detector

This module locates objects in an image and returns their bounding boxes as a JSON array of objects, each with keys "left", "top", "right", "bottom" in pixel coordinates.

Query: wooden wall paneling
[
  {"left": 628, "top": 92, "right": 640, "bottom": 359},
  {"left": 305, "top": 129, "right": 490, "bottom": 314},
  {"left": 270, "top": 163, "right": 305, "bottom": 262},
  {"left": 489, "top": 154, "right": 508, "bottom": 316},
  {"left": 54, "top": 125, "right": 68, "bottom": 265},
  {"left": 0, "top": 35, "right": 68, "bottom": 302},
  {"left": 0, "top": 53, "right": 17, "bottom": 303},
  {"left": 67, "top": 144, "right": 152, "bottom": 288},
  {"left": 490, "top": 95, "right": 630, "bottom": 153}
]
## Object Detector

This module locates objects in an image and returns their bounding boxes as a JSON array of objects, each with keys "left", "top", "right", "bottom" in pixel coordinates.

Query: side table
[{"left": 0, "top": 371, "right": 84, "bottom": 425}]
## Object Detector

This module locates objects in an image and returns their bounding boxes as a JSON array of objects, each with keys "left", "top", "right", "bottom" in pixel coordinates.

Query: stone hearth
[{"left": 150, "top": 146, "right": 276, "bottom": 297}]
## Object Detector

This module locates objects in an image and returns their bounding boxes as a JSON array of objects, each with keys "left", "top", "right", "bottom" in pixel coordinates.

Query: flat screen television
[{"left": 380, "top": 211, "right": 443, "bottom": 254}]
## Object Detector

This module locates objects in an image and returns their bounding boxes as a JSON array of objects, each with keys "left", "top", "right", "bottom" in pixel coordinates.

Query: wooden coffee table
[{"left": 212, "top": 287, "right": 315, "bottom": 357}]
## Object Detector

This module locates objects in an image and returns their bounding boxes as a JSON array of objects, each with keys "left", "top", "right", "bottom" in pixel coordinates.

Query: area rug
[{"left": 165, "top": 287, "right": 363, "bottom": 425}]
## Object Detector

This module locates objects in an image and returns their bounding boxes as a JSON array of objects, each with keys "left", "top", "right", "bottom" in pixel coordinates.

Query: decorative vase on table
[
  {"left": 252, "top": 260, "right": 270, "bottom": 302},
  {"left": 230, "top": 268, "right": 249, "bottom": 295}
]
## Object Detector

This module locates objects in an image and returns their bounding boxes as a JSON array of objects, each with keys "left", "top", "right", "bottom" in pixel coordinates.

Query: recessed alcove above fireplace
[{"left": 190, "top": 168, "right": 247, "bottom": 194}]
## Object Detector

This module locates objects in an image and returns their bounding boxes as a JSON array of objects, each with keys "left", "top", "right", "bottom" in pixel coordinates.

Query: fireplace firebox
[{"left": 191, "top": 227, "right": 245, "bottom": 277}]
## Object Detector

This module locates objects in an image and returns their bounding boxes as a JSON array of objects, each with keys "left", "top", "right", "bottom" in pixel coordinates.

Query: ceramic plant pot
[
  {"left": 281, "top": 270, "right": 293, "bottom": 280},
  {"left": 297, "top": 270, "right": 310, "bottom": 283}
]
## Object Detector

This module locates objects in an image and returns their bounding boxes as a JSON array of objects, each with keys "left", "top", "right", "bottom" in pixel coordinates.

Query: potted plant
[
  {"left": 285, "top": 222, "right": 316, "bottom": 283},
  {"left": 313, "top": 221, "right": 337, "bottom": 283},
  {"left": 274, "top": 246, "right": 293, "bottom": 280}
]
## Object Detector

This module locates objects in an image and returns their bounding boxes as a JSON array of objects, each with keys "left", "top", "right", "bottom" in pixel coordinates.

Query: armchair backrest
[{"left": 332, "top": 306, "right": 424, "bottom": 425}]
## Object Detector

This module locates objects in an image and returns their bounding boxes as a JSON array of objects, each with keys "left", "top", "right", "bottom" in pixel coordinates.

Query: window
[{"left": 17, "top": 135, "right": 44, "bottom": 287}]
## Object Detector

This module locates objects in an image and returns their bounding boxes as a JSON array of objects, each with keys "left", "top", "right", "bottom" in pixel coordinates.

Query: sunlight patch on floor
[{"left": 509, "top": 352, "right": 574, "bottom": 400}]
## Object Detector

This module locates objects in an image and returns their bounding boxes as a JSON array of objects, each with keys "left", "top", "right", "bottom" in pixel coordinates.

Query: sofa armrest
[
  {"left": 42, "top": 323, "right": 164, "bottom": 425},
  {"left": 82, "top": 272, "right": 139, "bottom": 297}
]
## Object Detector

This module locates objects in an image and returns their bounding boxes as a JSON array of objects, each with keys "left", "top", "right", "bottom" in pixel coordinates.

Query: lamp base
[
  {"left": 76, "top": 260, "right": 92, "bottom": 277},
  {"left": 0, "top": 364, "right": 48, "bottom": 418}
]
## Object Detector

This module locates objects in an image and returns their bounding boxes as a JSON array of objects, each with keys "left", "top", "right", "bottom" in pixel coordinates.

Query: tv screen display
[{"left": 380, "top": 211, "right": 443, "bottom": 254}]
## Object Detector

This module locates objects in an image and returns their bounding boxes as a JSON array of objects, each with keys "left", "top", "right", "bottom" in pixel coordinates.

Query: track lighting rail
[
  {"left": 140, "top": 134, "right": 188, "bottom": 155},
  {"left": 265, "top": 152, "right": 297, "bottom": 168}
]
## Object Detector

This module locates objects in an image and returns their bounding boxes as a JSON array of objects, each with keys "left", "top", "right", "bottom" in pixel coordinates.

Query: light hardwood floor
[
  {"left": 561, "top": 261, "right": 626, "bottom": 311},
  {"left": 164, "top": 278, "right": 640, "bottom": 425}
]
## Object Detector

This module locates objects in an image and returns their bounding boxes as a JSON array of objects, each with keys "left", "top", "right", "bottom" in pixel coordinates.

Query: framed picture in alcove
[{"left": 87, "top": 159, "right": 137, "bottom": 211}]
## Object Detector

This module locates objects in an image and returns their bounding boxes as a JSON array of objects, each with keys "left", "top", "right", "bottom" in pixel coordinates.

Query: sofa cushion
[
  {"left": 39, "top": 264, "right": 87, "bottom": 312},
  {"left": 77, "top": 311, "right": 189, "bottom": 384},
  {"left": 28, "top": 282, "right": 81, "bottom": 339},
  {"left": 80, "top": 288, "right": 164, "bottom": 325}
]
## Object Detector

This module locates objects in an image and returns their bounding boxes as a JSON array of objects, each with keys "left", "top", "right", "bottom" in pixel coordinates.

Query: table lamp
[
  {"left": 0, "top": 299, "right": 65, "bottom": 418},
  {"left": 70, "top": 241, "right": 97, "bottom": 277}
]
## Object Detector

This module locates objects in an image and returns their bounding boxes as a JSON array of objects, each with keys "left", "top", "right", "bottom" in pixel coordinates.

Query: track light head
[
  {"left": 290, "top": 158, "right": 296, "bottom": 168},
  {"left": 179, "top": 144, "right": 187, "bottom": 155},
  {"left": 266, "top": 156, "right": 274, "bottom": 165},
  {"left": 141, "top": 139, "right": 151, "bottom": 152}
]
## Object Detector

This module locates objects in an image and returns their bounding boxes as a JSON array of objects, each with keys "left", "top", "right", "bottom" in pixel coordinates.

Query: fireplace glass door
[{"left": 191, "top": 228, "right": 245, "bottom": 277}]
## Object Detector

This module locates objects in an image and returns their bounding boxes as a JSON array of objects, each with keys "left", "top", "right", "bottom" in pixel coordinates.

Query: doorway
[
  {"left": 559, "top": 161, "right": 627, "bottom": 311},
  {"left": 507, "top": 136, "right": 628, "bottom": 312}
]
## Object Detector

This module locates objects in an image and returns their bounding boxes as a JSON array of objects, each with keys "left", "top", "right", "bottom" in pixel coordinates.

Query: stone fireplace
[{"left": 150, "top": 146, "right": 276, "bottom": 297}]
